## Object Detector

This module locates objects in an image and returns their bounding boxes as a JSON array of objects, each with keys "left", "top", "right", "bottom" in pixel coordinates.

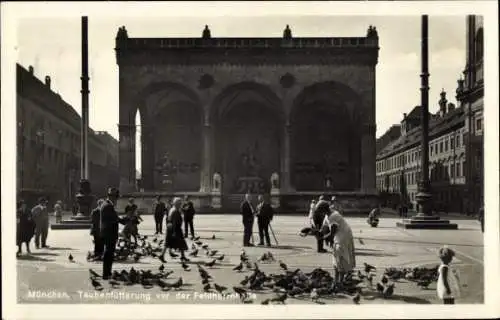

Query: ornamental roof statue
[
  {"left": 116, "top": 26, "right": 128, "bottom": 40},
  {"left": 202, "top": 25, "right": 211, "bottom": 39},
  {"left": 367, "top": 25, "right": 378, "bottom": 38},
  {"left": 283, "top": 25, "right": 292, "bottom": 40}
]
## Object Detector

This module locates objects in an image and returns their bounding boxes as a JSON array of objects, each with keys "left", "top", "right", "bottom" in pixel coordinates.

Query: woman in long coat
[
  {"left": 17, "top": 200, "right": 35, "bottom": 256},
  {"left": 160, "top": 197, "right": 188, "bottom": 262},
  {"left": 321, "top": 209, "right": 356, "bottom": 285}
]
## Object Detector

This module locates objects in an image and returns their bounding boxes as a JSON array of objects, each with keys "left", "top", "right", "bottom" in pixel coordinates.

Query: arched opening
[
  {"left": 290, "top": 81, "right": 362, "bottom": 191},
  {"left": 136, "top": 83, "right": 202, "bottom": 192},
  {"left": 212, "top": 82, "right": 284, "bottom": 196}
]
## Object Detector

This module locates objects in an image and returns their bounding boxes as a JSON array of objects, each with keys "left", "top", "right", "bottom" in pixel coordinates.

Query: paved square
[{"left": 17, "top": 214, "right": 484, "bottom": 305}]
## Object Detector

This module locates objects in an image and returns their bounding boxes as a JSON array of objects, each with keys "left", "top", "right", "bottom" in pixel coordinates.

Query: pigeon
[
  {"left": 191, "top": 243, "right": 197, "bottom": 250},
  {"left": 159, "top": 264, "right": 165, "bottom": 272},
  {"left": 169, "top": 251, "right": 179, "bottom": 258},
  {"left": 271, "top": 292, "right": 288, "bottom": 304},
  {"left": 89, "top": 269, "right": 101, "bottom": 279},
  {"left": 169, "top": 277, "right": 183, "bottom": 289},
  {"left": 383, "top": 283, "right": 395, "bottom": 298},
  {"left": 352, "top": 292, "right": 361, "bottom": 304},
  {"left": 416, "top": 279, "right": 432, "bottom": 289},
  {"left": 205, "top": 259, "right": 217, "bottom": 268},
  {"left": 310, "top": 288, "right": 319, "bottom": 302},
  {"left": 195, "top": 240, "right": 203, "bottom": 246},
  {"left": 208, "top": 250, "right": 218, "bottom": 257},
  {"left": 217, "top": 254, "right": 225, "bottom": 261},
  {"left": 376, "top": 282, "right": 384, "bottom": 293},
  {"left": 181, "top": 262, "right": 191, "bottom": 271},
  {"left": 109, "top": 279, "right": 121, "bottom": 288},
  {"left": 157, "top": 279, "right": 170, "bottom": 290},
  {"left": 232, "top": 286, "right": 248, "bottom": 301},
  {"left": 233, "top": 263, "right": 243, "bottom": 272},
  {"left": 68, "top": 253, "right": 74, "bottom": 262},
  {"left": 279, "top": 260, "right": 288, "bottom": 271},
  {"left": 261, "top": 298, "right": 271, "bottom": 305},
  {"left": 240, "top": 276, "right": 250, "bottom": 286},
  {"left": 258, "top": 253, "right": 269, "bottom": 262},
  {"left": 357, "top": 270, "right": 366, "bottom": 280},
  {"left": 240, "top": 250, "right": 248, "bottom": 262},
  {"left": 203, "top": 283, "right": 211, "bottom": 292},
  {"left": 212, "top": 234, "right": 216, "bottom": 240},
  {"left": 193, "top": 236, "right": 200, "bottom": 241},
  {"left": 202, "top": 278, "right": 210, "bottom": 285},
  {"left": 202, "top": 244, "right": 209, "bottom": 250},
  {"left": 189, "top": 249, "right": 199, "bottom": 257},
  {"left": 214, "top": 283, "right": 228, "bottom": 294},
  {"left": 358, "top": 238, "right": 365, "bottom": 245},
  {"left": 381, "top": 275, "right": 388, "bottom": 284},
  {"left": 364, "top": 263, "right": 376, "bottom": 273},
  {"left": 91, "top": 279, "right": 103, "bottom": 291}
]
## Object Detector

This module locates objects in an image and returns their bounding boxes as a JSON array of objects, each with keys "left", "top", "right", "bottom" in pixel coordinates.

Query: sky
[{"left": 16, "top": 14, "right": 466, "bottom": 170}]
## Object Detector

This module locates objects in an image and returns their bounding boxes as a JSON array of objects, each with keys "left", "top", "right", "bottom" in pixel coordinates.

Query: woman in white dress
[{"left": 321, "top": 209, "right": 356, "bottom": 285}]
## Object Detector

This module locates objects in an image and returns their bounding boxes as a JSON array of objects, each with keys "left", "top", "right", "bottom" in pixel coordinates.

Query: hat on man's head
[
  {"left": 38, "top": 197, "right": 47, "bottom": 203},
  {"left": 107, "top": 187, "right": 120, "bottom": 197}
]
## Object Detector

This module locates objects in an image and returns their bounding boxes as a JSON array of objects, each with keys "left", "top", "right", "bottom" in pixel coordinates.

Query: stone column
[
  {"left": 141, "top": 125, "right": 154, "bottom": 191},
  {"left": 199, "top": 118, "right": 213, "bottom": 193},
  {"left": 118, "top": 123, "right": 136, "bottom": 193},
  {"left": 360, "top": 123, "right": 376, "bottom": 192},
  {"left": 280, "top": 123, "right": 293, "bottom": 192}
]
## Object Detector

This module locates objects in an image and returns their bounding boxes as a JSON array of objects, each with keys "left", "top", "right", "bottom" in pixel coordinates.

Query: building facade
[
  {"left": 115, "top": 25, "right": 380, "bottom": 212},
  {"left": 375, "top": 15, "right": 483, "bottom": 214},
  {"left": 16, "top": 63, "right": 119, "bottom": 209}
]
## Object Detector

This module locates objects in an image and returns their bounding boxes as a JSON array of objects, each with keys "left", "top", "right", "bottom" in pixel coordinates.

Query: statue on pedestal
[
  {"left": 212, "top": 172, "right": 221, "bottom": 192},
  {"left": 270, "top": 172, "right": 280, "bottom": 190}
]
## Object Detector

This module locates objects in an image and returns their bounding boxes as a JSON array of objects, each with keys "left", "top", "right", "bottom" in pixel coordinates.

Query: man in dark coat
[
  {"left": 182, "top": 195, "right": 196, "bottom": 239},
  {"left": 153, "top": 195, "right": 167, "bottom": 235},
  {"left": 90, "top": 199, "right": 105, "bottom": 260},
  {"left": 240, "top": 193, "right": 255, "bottom": 247},
  {"left": 311, "top": 195, "right": 331, "bottom": 253},
  {"left": 256, "top": 194, "right": 274, "bottom": 247},
  {"left": 100, "top": 187, "right": 126, "bottom": 279},
  {"left": 31, "top": 197, "right": 50, "bottom": 249}
]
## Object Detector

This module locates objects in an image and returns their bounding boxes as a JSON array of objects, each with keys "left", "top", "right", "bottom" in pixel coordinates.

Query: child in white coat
[{"left": 437, "top": 246, "right": 461, "bottom": 304}]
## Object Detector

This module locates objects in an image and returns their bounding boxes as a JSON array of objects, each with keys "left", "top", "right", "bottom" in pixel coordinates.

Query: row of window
[
  {"left": 376, "top": 130, "right": 467, "bottom": 173},
  {"left": 376, "top": 160, "right": 467, "bottom": 191}
]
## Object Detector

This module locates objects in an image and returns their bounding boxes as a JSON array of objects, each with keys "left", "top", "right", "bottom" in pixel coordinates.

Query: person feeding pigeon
[
  {"left": 367, "top": 205, "right": 381, "bottom": 227},
  {"left": 310, "top": 195, "right": 331, "bottom": 253},
  {"left": 437, "top": 246, "right": 461, "bottom": 304},
  {"left": 320, "top": 205, "right": 356, "bottom": 286},
  {"left": 122, "top": 198, "right": 143, "bottom": 244},
  {"left": 160, "top": 197, "right": 189, "bottom": 262},
  {"left": 100, "top": 187, "right": 127, "bottom": 280}
]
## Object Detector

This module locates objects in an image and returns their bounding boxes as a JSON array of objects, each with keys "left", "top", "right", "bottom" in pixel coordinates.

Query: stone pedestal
[
  {"left": 396, "top": 190, "right": 458, "bottom": 230},
  {"left": 51, "top": 179, "right": 93, "bottom": 230},
  {"left": 211, "top": 172, "right": 222, "bottom": 210}
]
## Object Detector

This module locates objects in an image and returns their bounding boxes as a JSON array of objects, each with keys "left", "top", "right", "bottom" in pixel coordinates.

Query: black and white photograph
[{"left": 1, "top": 1, "right": 499, "bottom": 319}]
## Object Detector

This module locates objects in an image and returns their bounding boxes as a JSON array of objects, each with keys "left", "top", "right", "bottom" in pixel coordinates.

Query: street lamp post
[
  {"left": 397, "top": 15, "right": 458, "bottom": 229},
  {"left": 74, "top": 15, "right": 94, "bottom": 219}
]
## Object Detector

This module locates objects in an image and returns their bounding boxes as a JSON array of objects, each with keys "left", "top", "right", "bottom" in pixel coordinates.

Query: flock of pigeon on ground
[{"left": 65, "top": 231, "right": 442, "bottom": 304}]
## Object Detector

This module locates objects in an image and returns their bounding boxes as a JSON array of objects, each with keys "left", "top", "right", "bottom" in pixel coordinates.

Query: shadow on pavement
[
  {"left": 30, "top": 252, "right": 59, "bottom": 256},
  {"left": 355, "top": 251, "right": 397, "bottom": 257},
  {"left": 271, "top": 245, "right": 313, "bottom": 250},
  {"left": 17, "top": 255, "right": 55, "bottom": 262},
  {"left": 47, "top": 247, "right": 75, "bottom": 251}
]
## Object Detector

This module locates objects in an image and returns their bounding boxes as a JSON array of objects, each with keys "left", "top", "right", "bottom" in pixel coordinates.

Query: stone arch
[
  {"left": 124, "top": 81, "right": 203, "bottom": 192},
  {"left": 210, "top": 82, "right": 284, "bottom": 196},
  {"left": 290, "top": 81, "right": 363, "bottom": 191},
  {"left": 211, "top": 81, "right": 285, "bottom": 124}
]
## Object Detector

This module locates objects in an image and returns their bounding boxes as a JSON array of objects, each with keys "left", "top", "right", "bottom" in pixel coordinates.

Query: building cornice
[{"left": 115, "top": 36, "right": 379, "bottom": 66}]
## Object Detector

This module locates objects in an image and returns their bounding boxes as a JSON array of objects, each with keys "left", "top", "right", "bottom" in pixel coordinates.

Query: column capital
[{"left": 118, "top": 123, "right": 136, "bottom": 134}]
